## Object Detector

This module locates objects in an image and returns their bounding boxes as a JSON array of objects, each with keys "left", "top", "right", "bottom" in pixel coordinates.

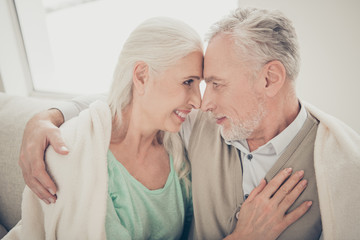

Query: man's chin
[
  {"left": 220, "top": 125, "right": 250, "bottom": 141},
  {"left": 220, "top": 127, "right": 236, "bottom": 141}
]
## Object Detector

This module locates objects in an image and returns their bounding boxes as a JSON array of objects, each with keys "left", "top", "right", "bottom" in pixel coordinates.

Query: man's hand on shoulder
[{"left": 19, "top": 109, "right": 68, "bottom": 204}]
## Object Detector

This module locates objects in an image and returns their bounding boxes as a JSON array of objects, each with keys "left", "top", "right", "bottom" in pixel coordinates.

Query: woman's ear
[
  {"left": 132, "top": 61, "right": 149, "bottom": 95},
  {"left": 263, "top": 60, "right": 286, "bottom": 97}
]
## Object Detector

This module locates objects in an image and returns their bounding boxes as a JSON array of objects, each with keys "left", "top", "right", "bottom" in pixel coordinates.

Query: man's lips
[{"left": 216, "top": 116, "right": 226, "bottom": 124}]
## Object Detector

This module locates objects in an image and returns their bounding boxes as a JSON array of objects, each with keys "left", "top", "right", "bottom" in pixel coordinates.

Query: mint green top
[{"left": 105, "top": 150, "right": 192, "bottom": 240}]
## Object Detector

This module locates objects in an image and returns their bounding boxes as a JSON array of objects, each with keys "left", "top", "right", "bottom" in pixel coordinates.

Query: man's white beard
[
  {"left": 220, "top": 100, "right": 266, "bottom": 141},
  {"left": 220, "top": 119, "right": 253, "bottom": 141}
]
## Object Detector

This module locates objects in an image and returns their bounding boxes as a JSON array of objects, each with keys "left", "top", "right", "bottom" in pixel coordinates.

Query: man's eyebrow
[
  {"left": 204, "top": 76, "right": 223, "bottom": 83},
  {"left": 183, "top": 75, "right": 201, "bottom": 80}
]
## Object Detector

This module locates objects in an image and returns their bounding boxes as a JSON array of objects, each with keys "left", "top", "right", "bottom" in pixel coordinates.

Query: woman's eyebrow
[{"left": 183, "top": 75, "right": 201, "bottom": 80}]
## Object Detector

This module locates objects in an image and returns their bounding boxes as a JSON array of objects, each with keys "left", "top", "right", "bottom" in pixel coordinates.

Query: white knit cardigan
[
  {"left": 5, "top": 100, "right": 112, "bottom": 240},
  {"left": 304, "top": 102, "right": 360, "bottom": 240}
]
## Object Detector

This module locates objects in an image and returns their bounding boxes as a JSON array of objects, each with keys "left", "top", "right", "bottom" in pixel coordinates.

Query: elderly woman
[{"left": 6, "top": 17, "right": 309, "bottom": 240}]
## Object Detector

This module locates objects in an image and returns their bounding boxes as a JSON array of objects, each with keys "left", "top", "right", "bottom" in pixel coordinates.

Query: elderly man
[
  {"left": 19, "top": 7, "right": 359, "bottom": 240},
  {"left": 184, "top": 7, "right": 359, "bottom": 240}
]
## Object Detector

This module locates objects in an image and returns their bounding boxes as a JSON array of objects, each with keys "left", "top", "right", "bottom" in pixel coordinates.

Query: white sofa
[{"left": 0, "top": 93, "right": 61, "bottom": 238}]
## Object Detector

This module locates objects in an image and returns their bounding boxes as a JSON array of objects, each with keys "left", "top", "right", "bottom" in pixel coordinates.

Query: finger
[
  {"left": 29, "top": 178, "right": 57, "bottom": 204},
  {"left": 47, "top": 129, "right": 69, "bottom": 155},
  {"left": 21, "top": 155, "right": 58, "bottom": 203},
  {"left": 260, "top": 168, "right": 293, "bottom": 198},
  {"left": 246, "top": 178, "right": 267, "bottom": 202},
  {"left": 278, "top": 179, "right": 308, "bottom": 212},
  {"left": 282, "top": 201, "right": 312, "bottom": 229},
  {"left": 32, "top": 158, "right": 58, "bottom": 196},
  {"left": 272, "top": 170, "right": 304, "bottom": 204},
  {"left": 35, "top": 170, "right": 58, "bottom": 197}
]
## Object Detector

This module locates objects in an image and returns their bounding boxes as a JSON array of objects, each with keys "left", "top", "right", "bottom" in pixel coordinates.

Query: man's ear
[
  {"left": 263, "top": 60, "right": 286, "bottom": 97},
  {"left": 132, "top": 61, "right": 149, "bottom": 95}
]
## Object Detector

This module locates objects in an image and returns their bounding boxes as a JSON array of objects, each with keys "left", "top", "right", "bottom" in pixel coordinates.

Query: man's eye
[
  {"left": 213, "top": 82, "right": 219, "bottom": 88},
  {"left": 183, "top": 79, "right": 194, "bottom": 86}
]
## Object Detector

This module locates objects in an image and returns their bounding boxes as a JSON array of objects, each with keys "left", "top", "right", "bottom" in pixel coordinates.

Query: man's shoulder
[{"left": 304, "top": 102, "right": 359, "bottom": 139}]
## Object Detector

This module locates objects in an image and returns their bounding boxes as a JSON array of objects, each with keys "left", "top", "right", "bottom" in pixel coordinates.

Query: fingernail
[
  {"left": 235, "top": 211, "right": 240, "bottom": 219},
  {"left": 258, "top": 178, "right": 266, "bottom": 186},
  {"left": 48, "top": 198, "right": 55, "bottom": 204},
  {"left": 285, "top": 168, "right": 292, "bottom": 174},
  {"left": 301, "top": 179, "right": 308, "bottom": 187},
  {"left": 306, "top": 201, "right": 313, "bottom": 207},
  {"left": 48, "top": 188, "right": 56, "bottom": 196},
  {"left": 60, "top": 146, "right": 69, "bottom": 152},
  {"left": 297, "top": 170, "right": 305, "bottom": 177},
  {"left": 43, "top": 199, "right": 50, "bottom": 205}
]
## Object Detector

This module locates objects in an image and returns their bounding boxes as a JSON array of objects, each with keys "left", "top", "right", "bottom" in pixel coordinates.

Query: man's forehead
[
  {"left": 205, "top": 37, "right": 237, "bottom": 66},
  {"left": 205, "top": 34, "right": 233, "bottom": 52}
]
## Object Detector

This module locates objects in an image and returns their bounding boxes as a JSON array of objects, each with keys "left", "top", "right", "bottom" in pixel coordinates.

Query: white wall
[
  {"left": 237, "top": 0, "right": 360, "bottom": 133},
  {"left": 0, "top": 73, "right": 5, "bottom": 92},
  {"left": 0, "top": 0, "right": 32, "bottom": 96},
  {"left": 1, "top": 0, "right": 359, "bottom": 133}
]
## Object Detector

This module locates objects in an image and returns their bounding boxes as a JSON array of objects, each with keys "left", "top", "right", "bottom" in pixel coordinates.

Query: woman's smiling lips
[{"left": 174, "top": 110, "right": 191, "bottom": 122}]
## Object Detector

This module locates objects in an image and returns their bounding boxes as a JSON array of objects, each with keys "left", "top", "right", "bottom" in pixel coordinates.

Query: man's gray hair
[{"left": 206, "top": 7, "right": 300, "bottom": 81}]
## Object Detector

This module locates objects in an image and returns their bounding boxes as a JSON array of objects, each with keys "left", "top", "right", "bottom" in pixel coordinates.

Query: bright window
[{"left": 15, "top": 0, "right": 238, "bottom": 95}]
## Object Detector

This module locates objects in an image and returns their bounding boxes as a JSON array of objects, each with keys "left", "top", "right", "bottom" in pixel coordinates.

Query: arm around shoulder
[{"left": 19, "top": 108, "right": 68, "bottom": 204}]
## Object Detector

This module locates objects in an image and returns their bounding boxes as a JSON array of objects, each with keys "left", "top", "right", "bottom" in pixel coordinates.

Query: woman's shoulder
[
  {"left": 45, "top": 101, "right": 111, "bottom": 195},
  {"left": 61, "top": 100, "right": 111, "bottom": 143},
  {"left": 45, "top": 100, "right": 112, "bottom": 173}
]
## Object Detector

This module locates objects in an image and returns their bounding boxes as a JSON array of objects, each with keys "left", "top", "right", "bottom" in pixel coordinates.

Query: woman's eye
[
  {"left": 213, "top": 82, "right": 219, "bottom": 88},
  {"left": 183, "top": 79, "right": 194, "bottom": 86}
]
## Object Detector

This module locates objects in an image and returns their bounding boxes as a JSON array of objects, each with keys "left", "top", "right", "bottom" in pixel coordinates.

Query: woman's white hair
[
  {"left": 206, "top": 7, "right": 300, "bottom": 81},
  {"left": 107, "top": 17, "right": 203, "bottom": 195}
]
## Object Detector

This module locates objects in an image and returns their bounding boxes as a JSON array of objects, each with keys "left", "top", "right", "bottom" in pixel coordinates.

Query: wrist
[{"left": 33, "top": 109, "right": 64, "bottom": 128}]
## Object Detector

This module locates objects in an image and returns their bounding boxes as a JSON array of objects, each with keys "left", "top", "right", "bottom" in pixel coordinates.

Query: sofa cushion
[
  {"left": 0, "top": 93, "right": 61, "bottom": 232},
  {"left": 0, "top": 223, "right": 8, "bottom": 239}
]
